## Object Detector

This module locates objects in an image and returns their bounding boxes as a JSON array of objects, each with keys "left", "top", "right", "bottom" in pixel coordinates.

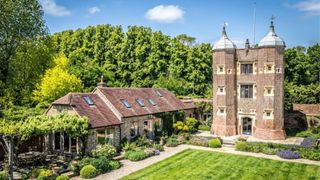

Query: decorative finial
[
  {"left": 222, "top": 22, "right": 228, "bottom": 36},
  {"left": 100, "top": 75, "right": 104, "bottom": 83},
  {"left": 97, "top": 74, "right": 106, "bottom": 87},
  {"left": 269, "top": 15, "right": 275, "bottom": 32},
  {"left": 245, "top": 38, "right": 250, "bottom": 49}
]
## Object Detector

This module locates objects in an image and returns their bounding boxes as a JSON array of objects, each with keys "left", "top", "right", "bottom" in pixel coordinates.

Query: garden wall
[{"left": 285, "top": 104, "right": 320, "bottom": 129}]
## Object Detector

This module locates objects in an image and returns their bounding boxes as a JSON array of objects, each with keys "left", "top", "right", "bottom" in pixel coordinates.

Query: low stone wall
[{"left": 285, "top": 104, "right": 320, "bottom": 129}]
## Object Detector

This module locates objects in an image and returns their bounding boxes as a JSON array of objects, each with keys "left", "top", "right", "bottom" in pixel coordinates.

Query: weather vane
[{"left": 270, "top": 15, "right": 276, "bottom": 22}]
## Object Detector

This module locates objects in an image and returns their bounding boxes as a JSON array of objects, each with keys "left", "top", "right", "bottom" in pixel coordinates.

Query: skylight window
[
  {"left": 155, "top": 90, "right": 163, "bottom": 97},
  {"left": 121, "top": 99, "right": 131, "bottom": 108},
  {"left": 148, "top": 99, "right": 156, "bottom": 106},
  {"left": 136, "top": 98, "right": 145, "bottom": 107},
  {"left": 83, "top": 96, "right": 94, "bottom": 106}
]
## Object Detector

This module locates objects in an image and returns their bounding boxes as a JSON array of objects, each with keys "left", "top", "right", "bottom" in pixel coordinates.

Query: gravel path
[{"left": 72, "top": 145, "right": 319, "bottom": 180}]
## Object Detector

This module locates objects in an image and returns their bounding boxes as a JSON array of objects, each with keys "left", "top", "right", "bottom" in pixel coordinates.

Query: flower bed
[
  {"left": 121, "top": 136, "right": 164, "bottom": 161},
  {"left": 235, "top": 141, "right": 320, "bottom": 161}
]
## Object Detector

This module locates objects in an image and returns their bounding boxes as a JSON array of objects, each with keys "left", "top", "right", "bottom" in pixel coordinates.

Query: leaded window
[{"left": 240, "top": 85, "right": 253, "bottom": 98}]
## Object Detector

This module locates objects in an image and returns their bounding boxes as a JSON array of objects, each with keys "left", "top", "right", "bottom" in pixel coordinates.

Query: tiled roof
[
  {"left": 52, "top": 93, "right": 121, "bottom": 128},
  {"left": 180, "top": 98, "right": 197, "bottom": 109},
  {"left": 96, "top": 87, "right": 194, "bottom": 117}
]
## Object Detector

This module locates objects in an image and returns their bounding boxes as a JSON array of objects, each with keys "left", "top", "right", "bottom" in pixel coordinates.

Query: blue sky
[{"left": 41, "top": 0, "right": 320, "bottom": 48}]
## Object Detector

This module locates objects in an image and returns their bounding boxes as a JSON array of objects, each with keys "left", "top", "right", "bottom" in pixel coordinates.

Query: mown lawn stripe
[{"left": 121, "top": 149, "right": 320, "bottom": 180}]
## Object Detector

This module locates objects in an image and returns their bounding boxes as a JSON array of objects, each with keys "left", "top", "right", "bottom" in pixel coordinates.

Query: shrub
[
  {"left": 185, "top": 117, "right": 199, "bottom": 133},
  {"left": 122, "top": 142, "right": 139, "bottom": 152},
  {"left": 155, "top": 150, "right": 160, "bottom": 155},
  {"left": 173, "top": 121, "right": 189, "bottom": 132},
  {"left": 297, "top": 148, "right": 320, "bottom": 161},
  {"left": 235, "top": 141, "right": 249, "bottom": 151},
  {"left": 277, "top": 150, "right": 300, "bottom": 159},
  {"left": 37, "top": 169, "right": 55, "bottom": 180},
  {"left": 89, "top": 157, "right": 111, "bottom": 174},
  {"left": 55, "top": 175, "right": 69, "bottom": 180},
  {"left": 144, "top": 148, "right": 156, "bottom": 157},
  {"left": 134, "top": 136, "right": 152, "bottom": 148},
  {"left": 109, "top": 160, "right": 121, "bottom": 170},
  {"left": 189, "top": 136, "right": 209, "bottom": 147},
  {"left": 165, "top": 137, "right": 179, "bottom": 147},
  {"left": 80, "top": 165, "right": 97, "bottom": 179},
  {"left": 198, "top": 125, "right": 210, "bottom": 131},
  {"left": 0, "top": 171, "right": 8, "bottom": 180},
  {"left": 124, "top": 150, "right": 147, "bottom": 161},
  {"left": 91, "top": 144, "right": 116, "bottom": 159},
  {"left": 260, "top": 147, "right": 279, "bottom": 155},
  {"left": 74, "top": 157, "right": 111, "bottom": 175},
  {"left": 152, "top": 143, "right": 164, "bottom": 151},
  {"left": 30, "top": 168, "right": 53, "bottom": 179},
  {"left": 177, "top": 133, "right": 191, "bottom": 144},
  {"left": 208, "top": 139, "right": 221, "bottom": 148},
  {"left": 300, "top": 137, "right": 317, "bottom": 148}
]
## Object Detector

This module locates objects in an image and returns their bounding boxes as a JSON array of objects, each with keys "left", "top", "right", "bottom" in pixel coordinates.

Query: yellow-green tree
[{"left": 33, "top": 54, "right": 83, "bottom": 106}]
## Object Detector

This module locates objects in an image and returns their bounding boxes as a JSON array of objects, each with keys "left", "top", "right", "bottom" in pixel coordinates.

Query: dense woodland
[{"left": 0, "top": 0, "right": 319, "bottom": 115}]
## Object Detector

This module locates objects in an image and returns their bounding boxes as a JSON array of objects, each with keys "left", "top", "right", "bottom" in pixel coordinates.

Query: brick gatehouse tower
[{"left": 211, "top": 19, "right": 286, "bottom": 140}]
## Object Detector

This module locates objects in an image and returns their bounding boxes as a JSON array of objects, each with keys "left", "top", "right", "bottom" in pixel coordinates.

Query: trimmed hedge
[
  {"left": 80, "top": 165, "right": 97, "bottom": 179},
  {"left": 208, "top": 139, "right": 221, "bottom": 148}
]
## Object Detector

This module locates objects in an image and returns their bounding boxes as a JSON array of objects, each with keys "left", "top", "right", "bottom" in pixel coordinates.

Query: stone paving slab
[{"left": 72, "top": 144, "right": 319, "bottom": 180}]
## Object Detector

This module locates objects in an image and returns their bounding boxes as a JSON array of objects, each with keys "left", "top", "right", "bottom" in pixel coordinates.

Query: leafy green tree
[
  {"left": 3, "top": 37, "right": 55, "bottom": 106},
  {"left": 33, "top": 54, "right": 83, "bottom": 106},
  {"left": 0, "top": 0, "right": 47, "bottom": 84}
]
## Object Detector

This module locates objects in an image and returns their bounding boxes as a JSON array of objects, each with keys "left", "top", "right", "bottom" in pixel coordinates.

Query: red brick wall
[{"left": 293, "top": 104, "right": 320, "bottom": 115}]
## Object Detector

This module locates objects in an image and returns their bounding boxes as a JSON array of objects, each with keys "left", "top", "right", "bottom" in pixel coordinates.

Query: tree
[
  {"left": 33, "top": 54, "right": 83, "bottom": 106},
  {"left": 0, "top": 113, "right": 89, "bottom": 180},
  {"left": 0, "top": 0, "right": 47, "bottom": 84},
  {"left": 1, "top": 37, "right": 55, "bottom": 107}
]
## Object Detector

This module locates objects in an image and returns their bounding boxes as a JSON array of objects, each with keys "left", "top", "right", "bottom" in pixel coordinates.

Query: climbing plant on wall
[{"left": 0, "top": 112, "right": 89, "bottom": 179}]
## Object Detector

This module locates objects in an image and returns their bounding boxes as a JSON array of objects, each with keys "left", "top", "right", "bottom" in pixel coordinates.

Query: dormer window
[
  {"left": 135, "top": 98, "right": 145, "bottom": 107},
  {"left": 83, "top": 96, "right": 94, "bottom": 106},
  {"left": 121, "top": 99, "right": 131, "bottom": 108},
  {"left": 155, "top": 90, "right": 163, "bottom": 97},
  {"left": 148, "top": 99, "right": 156, "bottom": 106}
]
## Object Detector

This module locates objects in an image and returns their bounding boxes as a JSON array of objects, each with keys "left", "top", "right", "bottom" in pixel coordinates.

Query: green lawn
[{"left": 122, "top": 149, "right": 320, "bottom": 180}]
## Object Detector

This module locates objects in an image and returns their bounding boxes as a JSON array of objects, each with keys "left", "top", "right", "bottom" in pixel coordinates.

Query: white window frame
[
  {"left": 217, "top": 86, "right": 225, "bottom": 95},
  {"left": 263, "top": 109, "right": 274, "bottom": 120},
  {"left": 216, "top": 65, "right": 225, "bottom": 74},
  {"left": 264, "top": 86, "right": 274, "bottom": 96},
  {"left": 217, "top": 107, "right": 226, "bottom": 116},
  {"left": 264, "top": 64, "right": 275, "bottom": 74}
]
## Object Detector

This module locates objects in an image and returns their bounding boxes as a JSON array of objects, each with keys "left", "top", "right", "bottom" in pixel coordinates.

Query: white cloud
[
  {"left": 40, "top": 0, "right": 71, "bottom": 17},
  {"left": 88, "top": 7, "right": 101, "bottom": 14},
  {"left": 293, "top": 0, "right": 320, "bottom": 16},
  {"left": 145, "top": 5, "right": 184, "bottom": 23}
]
